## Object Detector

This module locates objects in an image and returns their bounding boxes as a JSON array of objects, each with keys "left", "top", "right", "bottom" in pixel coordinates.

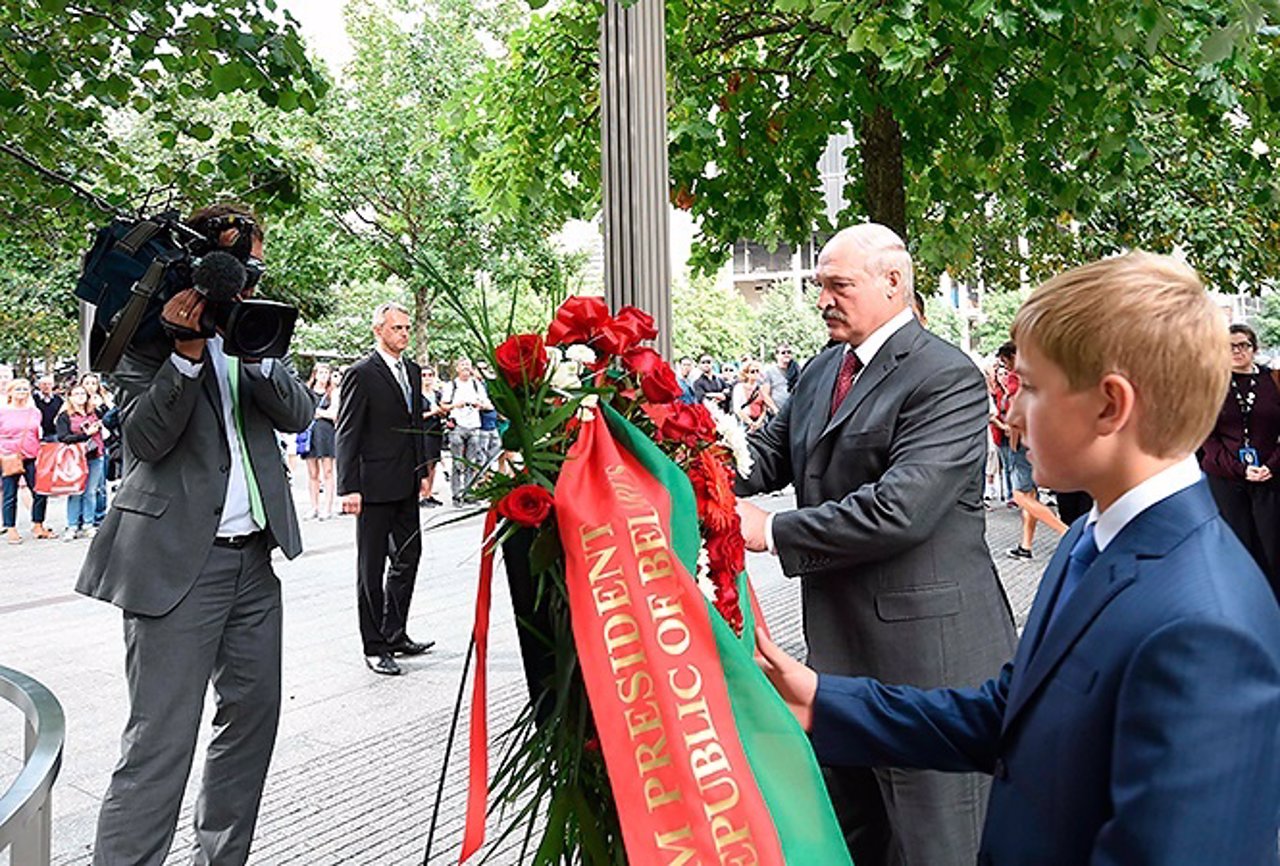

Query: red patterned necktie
[{"left": 830, "top": 349, "right": 863, "bottom": 417}]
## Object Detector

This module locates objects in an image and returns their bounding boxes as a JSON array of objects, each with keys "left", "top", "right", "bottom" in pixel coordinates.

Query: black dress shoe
[
  {"left": 390, "top": 638, "right": 435, "bottom": 657},
  {"left": 365, "top": 653, "right": 402, "bottom": 675}
]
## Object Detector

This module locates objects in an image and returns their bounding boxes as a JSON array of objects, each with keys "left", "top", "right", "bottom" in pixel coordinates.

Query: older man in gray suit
[
  {"left": 76, "top": 205, "right": 314, "bottom": 866},
  {"left": 736, "top": 223, "right": 1016, "bottom": 866}
]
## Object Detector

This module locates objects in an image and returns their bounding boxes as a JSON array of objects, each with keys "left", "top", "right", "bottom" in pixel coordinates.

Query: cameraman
[{"left": 76, "top": 203, "right": 315, "bottom": 866}]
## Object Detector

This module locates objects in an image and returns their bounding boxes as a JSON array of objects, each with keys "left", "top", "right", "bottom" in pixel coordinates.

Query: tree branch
[{"left": 0, "top": 141, "right": 122, "bottom": 215}]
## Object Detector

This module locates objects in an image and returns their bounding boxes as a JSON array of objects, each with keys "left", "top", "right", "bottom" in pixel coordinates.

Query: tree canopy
[
  {"left": 0, "top": 0, "right": 328, "bottom": 250},
  {"left": 460, "top": 0, "right": 1280, "bottom": 290}
]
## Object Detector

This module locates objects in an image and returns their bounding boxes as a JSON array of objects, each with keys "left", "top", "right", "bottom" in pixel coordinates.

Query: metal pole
[{"left": 600, "top": 0, "right": 672, "bottom": 358}]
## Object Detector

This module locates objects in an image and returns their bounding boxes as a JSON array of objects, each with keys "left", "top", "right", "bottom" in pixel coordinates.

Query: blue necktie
[{"left": 1044, "top": 522, "right": 1099, "bottom": 634}]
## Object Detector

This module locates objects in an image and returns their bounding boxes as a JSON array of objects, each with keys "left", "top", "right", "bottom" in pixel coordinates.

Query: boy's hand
[{"left": 754, "top": 628, "right": 818, "bottom": 731}]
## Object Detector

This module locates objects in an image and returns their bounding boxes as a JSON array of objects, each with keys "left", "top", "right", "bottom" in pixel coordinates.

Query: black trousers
[
  {"left": 1054, "top": 490, "right": 1094, "bottom": 526},
  {"left": 356, "top": 496, "right": 422, "bottom": 655},
  {"left": 1207, "top": 474, "right": 1280, "bottom": 603}
]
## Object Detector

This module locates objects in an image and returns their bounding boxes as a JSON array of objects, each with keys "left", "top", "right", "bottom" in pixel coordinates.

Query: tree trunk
[{"left": 859, "top": 104, "right": 908, "bottom": 240}]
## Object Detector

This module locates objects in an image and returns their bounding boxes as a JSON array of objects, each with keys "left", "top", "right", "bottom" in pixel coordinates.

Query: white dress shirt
[
  {"left": 169, "top": 337, "right": 271, "bottom": 537},
  {"left": 376, "top": 347, "right": 412, "bottom": 410},
  {"left": 1086, "top": 456, "right": 1202, "bottom": 552},
  {"left": 763, "top": 307, "right": 917, "bottom": 554}
]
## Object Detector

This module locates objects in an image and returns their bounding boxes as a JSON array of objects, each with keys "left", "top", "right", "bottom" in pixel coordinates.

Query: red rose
[
  {"left": 658, "top": 403, "right": 717, "bottom": 446},
  {"left": 616, "top": 305, "right": 658, "bottom": 340},
  {"left": 641, "top": 364, "right": 684, "bottom": 404},
  {"left": 596, "top": 305, "right": 658, "bottom": 355},
  {"left": 622, "top": 347, "right": 664, "bottom": 376},
  {"left": 546, "top": 296, "right": 611, "bottom": 346},
  {"left": 494, "top": 333, "right": 548, "bottom": 389},
  {"left": 497, "top": 484, "right": 555, "bottom": 527}
]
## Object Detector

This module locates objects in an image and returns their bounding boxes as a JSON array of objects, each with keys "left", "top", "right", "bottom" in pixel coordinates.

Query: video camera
[{"left": 75, "top": 210, "right": 298, "bottom": 372}]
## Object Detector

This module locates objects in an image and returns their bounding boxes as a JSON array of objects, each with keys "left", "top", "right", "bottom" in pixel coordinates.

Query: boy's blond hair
[{"left": 1011, "top": 252, "right": 1229, "bottom": 457}]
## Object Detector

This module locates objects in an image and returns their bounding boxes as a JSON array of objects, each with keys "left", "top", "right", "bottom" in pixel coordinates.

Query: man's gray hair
[
  {"left": 372, "top": 301, "right": 410, "bottom": 327},
  {"left": 829, "top": 223, "right": 915, "bottom": 302}
]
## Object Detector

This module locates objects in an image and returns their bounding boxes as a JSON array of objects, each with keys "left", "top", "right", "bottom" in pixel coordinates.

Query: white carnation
[
  {"left": 547, "top": 356, "right": 583, "bottom": 391},
  {"left": 715, "top": 411, "right": 754, "bottom": 478},
  {"left": 565, "top": 344, "right": 596, "bottom": 366}
]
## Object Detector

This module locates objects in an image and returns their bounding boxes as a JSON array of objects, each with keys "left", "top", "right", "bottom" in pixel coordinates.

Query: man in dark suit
[
  {"left": 77, "top": 205, "right": 315, "bottom": 865},
  {"left": 336, "top": 301, "right": 434, "bottom": 676},
  {"left": 736, "top": 223, "right": 1017, "bottom": 866},
  {"left": 755, "top": 252, "right": 1280, "bottom": 865}
]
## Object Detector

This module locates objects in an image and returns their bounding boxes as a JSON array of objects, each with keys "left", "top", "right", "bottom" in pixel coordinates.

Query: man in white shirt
[{"left": 441, "top": 357, "right": 492, "bottom": 505}]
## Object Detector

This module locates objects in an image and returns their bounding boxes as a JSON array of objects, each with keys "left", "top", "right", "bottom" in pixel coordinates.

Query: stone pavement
[{"left": 0, "top": 474, "right": 1055, "bottom": 866}]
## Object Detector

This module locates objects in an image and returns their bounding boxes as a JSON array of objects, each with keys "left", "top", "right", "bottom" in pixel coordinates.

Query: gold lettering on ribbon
[{"left": 578, "top": 463, "right": 760, "bottom": 864}]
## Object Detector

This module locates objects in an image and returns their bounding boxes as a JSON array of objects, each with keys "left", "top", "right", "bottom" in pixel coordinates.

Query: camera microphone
[{"left": 193, "top": 251, "right": 247, "bottom": 304}]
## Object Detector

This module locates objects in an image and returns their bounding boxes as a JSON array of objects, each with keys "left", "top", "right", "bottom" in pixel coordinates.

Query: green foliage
[
  {"left": 0, "top": 0, "right": 328, "bottom": 255},
  {"left": 1254, "top": 292, "right": 1280, "bottom": 350},
  {"left": 291, "top": 275, "right": 413, "bottom": 362},
  {"left": 971, "top": 288, "right": 1027, "bottom": 356},
  {"left": 745, "top": 283, "right": 828, "bottom": 360},
  {"left": 924, "top": 295, "right": 966, "bottom": 349},
  {"left": 462, "top": 0, "right": 1280, "bottom": 288},
  {"left": 671, "top": 272, "right": 754, "bottom": 360},
  {"left": 309, "top": 0, "right": 575, "bottom": 361},
  {"left": 0, "top": 240, "right": 78, "bottom": 367}
]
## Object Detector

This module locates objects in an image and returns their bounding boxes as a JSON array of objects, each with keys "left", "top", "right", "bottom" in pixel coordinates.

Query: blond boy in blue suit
[{"left": 757, "top": 252, "right": 1280, "bottom": 865}]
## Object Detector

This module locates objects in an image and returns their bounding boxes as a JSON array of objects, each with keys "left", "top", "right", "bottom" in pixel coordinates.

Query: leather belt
[{"left": 212, "top": 531, "right": 264, "bottom": 549}]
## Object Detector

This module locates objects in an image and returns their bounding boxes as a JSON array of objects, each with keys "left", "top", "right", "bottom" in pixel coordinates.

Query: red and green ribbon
[{"left": 461, "top": 407, "right": 850, "bottom": 864}]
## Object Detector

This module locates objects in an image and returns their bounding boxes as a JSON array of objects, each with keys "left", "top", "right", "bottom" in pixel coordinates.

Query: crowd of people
[{"left": 0, "top": 367, "right": 117, "bottom": 543}]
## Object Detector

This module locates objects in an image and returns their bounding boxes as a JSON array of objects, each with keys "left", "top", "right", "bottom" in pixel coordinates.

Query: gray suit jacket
[
  {"left": 738, "top": 320, "right": 1016, "bottom": 687},
  {"left": 76, "top": 339, "right": 315, "bottom": 616}
]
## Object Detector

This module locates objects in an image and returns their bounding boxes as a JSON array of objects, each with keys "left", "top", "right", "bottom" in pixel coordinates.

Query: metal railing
[{"left": 0, "top": 665, "right": 64, "bottom": 865}]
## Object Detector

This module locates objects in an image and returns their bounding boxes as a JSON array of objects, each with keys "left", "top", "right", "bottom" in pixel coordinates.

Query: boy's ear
[{"left": 1095, "top": 372, "right": 1137, "bottom": 437}]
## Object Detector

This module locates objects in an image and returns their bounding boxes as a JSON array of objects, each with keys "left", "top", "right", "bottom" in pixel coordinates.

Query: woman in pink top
[{"left": 0, "top": 378, "right": 51, "bottom": 543}]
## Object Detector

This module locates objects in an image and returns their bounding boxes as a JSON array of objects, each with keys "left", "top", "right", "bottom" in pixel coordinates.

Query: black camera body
[{"left": 75, "top": 211, "right": 298, "bottom": 371}]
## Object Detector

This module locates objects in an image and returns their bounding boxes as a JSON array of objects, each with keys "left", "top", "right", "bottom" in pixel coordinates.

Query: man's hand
[
  {"left": 419, "top": 478, "right": 433, "bottom": 499},
  {"left": 161, "top": 289, "right": 207, "bottom": 360},
  {"left": 736, "top": 500, "right": 770, "bottom": 552},
  {"left": 754, "top": 628, "right": 818, "bottom": 731},
  {"left": 1246, "top": 465, "right": 1273, "bottom": 483},
  {"left": 341, "top": 492, "right": 363, "bottom": 516}
]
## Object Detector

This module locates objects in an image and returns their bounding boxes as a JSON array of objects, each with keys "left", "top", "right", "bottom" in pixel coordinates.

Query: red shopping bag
[{"left": 35, "top": 442, "right": 88, "bottom": 496}]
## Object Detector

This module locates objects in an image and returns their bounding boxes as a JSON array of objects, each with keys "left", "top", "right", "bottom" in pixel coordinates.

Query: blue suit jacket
[{"left": 812, "top": 480, "right": 1280, "bottom": 865}]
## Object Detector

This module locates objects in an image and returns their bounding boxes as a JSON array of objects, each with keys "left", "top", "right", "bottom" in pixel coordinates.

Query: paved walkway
[{"left": 0, "top": 475, "right": 1056, "bottom": 866}]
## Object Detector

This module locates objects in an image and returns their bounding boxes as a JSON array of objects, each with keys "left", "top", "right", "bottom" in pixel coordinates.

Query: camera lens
[{"left": 234, "top": 304, "right": 283, "bottom": 356}]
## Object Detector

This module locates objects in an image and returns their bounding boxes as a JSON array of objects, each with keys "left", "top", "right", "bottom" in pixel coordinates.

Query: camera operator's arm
[
  {"left": 240, "top": 357, "right": 315, "bottom": 434},
  {"left": 113, "top": 341, "right": 202, "bottom": 463},
  {"left": 110, "top": 290, "right": 212, "bottom": 462}
]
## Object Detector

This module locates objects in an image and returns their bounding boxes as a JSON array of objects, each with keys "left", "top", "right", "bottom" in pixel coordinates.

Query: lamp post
[{"left": 600, "top": 0, "right": 672, "bottom": 357}]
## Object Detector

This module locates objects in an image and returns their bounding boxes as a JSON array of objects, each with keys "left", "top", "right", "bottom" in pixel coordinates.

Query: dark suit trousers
[
  {"left": 94, "top": 537, "right": 281, "bottom": 866},
  {"left": 357, "top": 496, "right": 422, "bottom": 655},
  {"left": 1208, "top": 474, "right": 1280, "bottom": 601},
  {"left": 826, "top": 763, "right": 986, "bottom": 866}
]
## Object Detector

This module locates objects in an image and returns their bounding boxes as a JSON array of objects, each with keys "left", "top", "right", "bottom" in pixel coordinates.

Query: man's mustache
[{"left": 822, "top": 307, "right": 848, "bottom": 324}]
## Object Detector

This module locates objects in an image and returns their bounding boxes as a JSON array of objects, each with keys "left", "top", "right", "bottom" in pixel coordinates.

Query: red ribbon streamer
[{"left": 460, "top": 508, "right": 499, "bottom": 863}]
